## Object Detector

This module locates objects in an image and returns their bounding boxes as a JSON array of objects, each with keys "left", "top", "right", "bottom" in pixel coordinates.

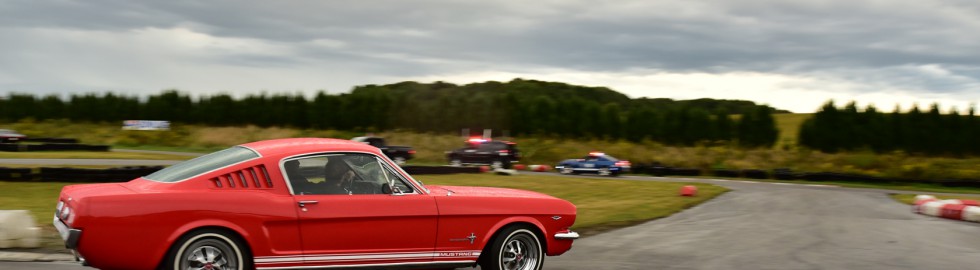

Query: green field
[
  {"left": 5, "top": 118, "right": 980, "bottom": 181},
  {"left": 773, "top": 113, "right": 810, "bottom": 149}
]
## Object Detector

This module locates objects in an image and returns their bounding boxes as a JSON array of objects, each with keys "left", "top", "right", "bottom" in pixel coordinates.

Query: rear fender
[{"left": 157, "top": 219, "right": 252, "bottom": 264}]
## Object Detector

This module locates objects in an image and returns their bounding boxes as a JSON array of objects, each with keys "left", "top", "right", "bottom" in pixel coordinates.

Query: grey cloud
[{"left": 1, "top": 0, "right": 980, "bottom": 102}]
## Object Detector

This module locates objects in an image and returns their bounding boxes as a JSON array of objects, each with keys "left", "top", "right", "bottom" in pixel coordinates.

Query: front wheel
[
  {"left": 163, "top": 229, "right": 250, "bottom": 270},
  {"left": 558, "top": 166, "right": 574, "bottom": 175},
  {"left": 481, "top": 226, "right": 544, "bottom": 270},
  {"left": 449, "top": 157, "right": 463, "bottom": 167}
]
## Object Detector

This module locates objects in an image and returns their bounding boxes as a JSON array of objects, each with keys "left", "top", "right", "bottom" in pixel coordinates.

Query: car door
[
  {"left": 283, "top": 153, "right": 438, "bottom": 268},
  {"left": 459, "top": 144, "right": 479, "bottom": 163}
]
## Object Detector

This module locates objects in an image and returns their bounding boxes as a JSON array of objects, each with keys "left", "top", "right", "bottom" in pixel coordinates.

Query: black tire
[
  {"left": 558, "top": 165, "right": 575, "bottom": 175},
  {"left": 598, "top": 167, "right": 613, "bottom": 177},
  {"left": 490, "top": 160, "right": 504, "bottom": 169},
  {"left": 162, "top": 229, "right": 251, "bottom": 270},
  {"left": 480, "top": 226, "right": 544, "bottom": 270},
  {"left": 449, "top": 156, "right": 463, "bottom": 167}
]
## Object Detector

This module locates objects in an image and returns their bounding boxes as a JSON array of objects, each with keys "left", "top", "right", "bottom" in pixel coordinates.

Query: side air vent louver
[{"left": 210, "top": 165, "right": 273, "bottom": 189}]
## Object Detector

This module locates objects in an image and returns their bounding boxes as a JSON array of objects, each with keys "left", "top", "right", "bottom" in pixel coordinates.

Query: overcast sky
[{"left": 2, "top": 0, "right": 979, "bottom": 113}]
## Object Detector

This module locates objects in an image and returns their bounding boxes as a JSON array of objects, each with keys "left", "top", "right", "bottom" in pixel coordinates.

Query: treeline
[
  {"left": 799, "top": 101, "right": 980, "bottom": 155},
  {"left": 0, "top": 79, "right": 782, "bottom": 147}
]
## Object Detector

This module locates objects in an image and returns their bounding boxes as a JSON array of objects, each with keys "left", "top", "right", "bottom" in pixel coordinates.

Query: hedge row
[{"left": 0, "top": 143, "right": 109, "bottom": 152}]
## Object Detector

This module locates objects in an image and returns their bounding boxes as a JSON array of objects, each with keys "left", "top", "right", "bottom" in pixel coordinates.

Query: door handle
[{"left": 298, "top": 200, "right": 319, "bottom": 207}]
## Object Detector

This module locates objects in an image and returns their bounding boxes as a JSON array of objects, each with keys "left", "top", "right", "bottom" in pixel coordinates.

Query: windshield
[{"left": 144, "top": 146, "right": 259, "bottom": 182}]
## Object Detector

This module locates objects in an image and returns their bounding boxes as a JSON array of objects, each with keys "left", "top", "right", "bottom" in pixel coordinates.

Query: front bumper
[
  {"left": 53, "top": 216, "right": 85, "bottom": 263},
  {"left": 554, "top": 231, "right": 580, "bottom": 240}
]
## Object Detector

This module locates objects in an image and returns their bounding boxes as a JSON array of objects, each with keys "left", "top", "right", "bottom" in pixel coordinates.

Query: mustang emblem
[
  {"left": 449, "top": 233, "right": 478, "bottom": 244},
  {"left": 552, "top": 215, "right": 562, "bottom": 220}
]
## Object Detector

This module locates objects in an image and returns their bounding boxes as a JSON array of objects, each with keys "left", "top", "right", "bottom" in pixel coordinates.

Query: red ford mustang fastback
[{"left": 53, "top": 138, "right": 579, "bottom": 270}]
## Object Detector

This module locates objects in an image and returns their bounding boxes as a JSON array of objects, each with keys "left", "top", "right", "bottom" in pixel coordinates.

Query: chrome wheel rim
[
  {"left": 491, "top": 160, "right": 503, "bottom": 169},
  {"left": 393, "top": 157, "right": 406, "bottom": 165},
  {"left": 450, "top": 159, "right": 462, "bottom": 167},
  {"left": 598, "top": 168, "right": 611, "bottom": 176},
  {"left": 560, "top": 167, "right": 573, "bottom": 174},
  {"left": 501, "top": 233, "right": 540, "bottom": 270},
  {"left": 183, "top": 243, "right": 236, "bottom": 270}
]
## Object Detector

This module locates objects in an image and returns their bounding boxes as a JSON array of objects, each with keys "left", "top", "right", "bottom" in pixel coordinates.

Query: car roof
[{"left": 240, "top": 138, "right": 381, "bottom": 157}]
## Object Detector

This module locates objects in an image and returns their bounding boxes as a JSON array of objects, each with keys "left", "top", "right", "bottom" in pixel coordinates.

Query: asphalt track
[{"left": 5, "top": 173, "right": 980, "bottom": 270}]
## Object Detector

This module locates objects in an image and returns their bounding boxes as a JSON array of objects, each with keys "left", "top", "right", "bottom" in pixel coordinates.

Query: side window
[
  {"left": 381, "top": 164, "right": 415, "bottom": 194},
  {"left": 283, "top": 153, "right": 392, "bottom": 195}
]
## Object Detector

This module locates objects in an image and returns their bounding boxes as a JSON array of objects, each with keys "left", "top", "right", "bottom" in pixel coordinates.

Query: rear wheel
[
  {"left": 163, "top": 229, "right": 250, "bottom": 270},
  {"left": 480, "top": 226, "right": 544, "bottom": 270},
  {"left": 490, "top": 160, "right": 504, "bottom": 169},
  {"left": 598, "top": 168, "right": 612, "bottom": 176},
  {"left": 449, "top": 157, "right": 463, "bottom": 167}
]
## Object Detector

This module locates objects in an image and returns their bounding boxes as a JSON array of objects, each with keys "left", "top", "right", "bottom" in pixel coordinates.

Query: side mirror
[{"left": 381, "top": 183, "right": 392, "bottom": 194}]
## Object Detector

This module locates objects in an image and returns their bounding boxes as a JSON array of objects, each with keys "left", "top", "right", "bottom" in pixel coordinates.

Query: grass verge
[
  {"left": 890, "top": 193, "right": 980, "bottom": 205},
  {"left": 416, "top": 174, "right": 728, "bottom": 236}
]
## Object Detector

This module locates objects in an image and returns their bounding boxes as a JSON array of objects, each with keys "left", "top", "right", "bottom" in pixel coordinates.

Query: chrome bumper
[
  {"left": 554, "top": 231, "right": 580, "bottom": 240},
  {"left": 53, "top": 216, "right": 85, "bottom": 264}
]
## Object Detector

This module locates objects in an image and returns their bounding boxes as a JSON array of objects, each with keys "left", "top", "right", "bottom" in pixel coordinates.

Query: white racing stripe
[{"left": 255, "top": 251, "right": 481, "bottom": 264}]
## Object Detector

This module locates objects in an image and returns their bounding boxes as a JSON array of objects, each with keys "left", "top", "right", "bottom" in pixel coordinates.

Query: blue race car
[{"left": 555, "top": 152, "right": 631, "bottom": 176}]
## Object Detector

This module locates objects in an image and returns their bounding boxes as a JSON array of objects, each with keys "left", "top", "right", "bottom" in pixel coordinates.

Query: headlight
[{"left": 56, "top": 201, "right": 64, "bottom": 212}]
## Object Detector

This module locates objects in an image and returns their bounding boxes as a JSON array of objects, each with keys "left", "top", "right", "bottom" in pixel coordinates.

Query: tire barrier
[
  {"left": 527, "top": 165, "right": 551, "bottom": 172},
  {"left": 0, "top": 166, "right": 164, "bottom": 182},
  {"left": 712, "top": 169, "right": 740, "bottom": 178},
  {"left": 0, "top": 210, "right": 41, "bottom": 248},
  {"left": 741, "top": 169, "right": 769, "bottom": 179},
  {"left": 400, "top": 166, "right": 482, "bottom": 175},
  {"left": 0, "top": 142, "right": 109, "bottom": 152},
  {"left": 913, "top": 195, "right": 980, "bottom": 223},
  {"left": 772, "top": 168, "right": 798, "bottom": 180},
  {"left": 22, "top": 137, "right": 80, "bottom": 144},
  {"left": 0, "top": 167, "right": 32, "bottom": 181}
]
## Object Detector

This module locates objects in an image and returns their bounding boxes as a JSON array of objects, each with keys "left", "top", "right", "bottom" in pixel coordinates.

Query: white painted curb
[
  {"left": 964, "top": 206, "right": 980, "bottom": 222},
  {"left": 919, "top": 201, "right": 944, "bottom": 217},
  {"left": 0, "top": 210, "right": 41, "bottom": 248},
  {"left": 913, "top": 195, "right": 980, "bottom": 223}
]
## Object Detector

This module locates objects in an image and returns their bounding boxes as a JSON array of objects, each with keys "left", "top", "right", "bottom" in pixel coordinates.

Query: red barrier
[
  {"left": 513, "top": 164, "right": 527, "bottom": 170},
  {"left": 959, "top": 199, "right": 979, "bottom": 206},
  {"left": 940, "top": 204, "right": 968, "bottom": 220},
  {"left": 479, "top": 166, "right": 491, "bottom": 173},
  {"left": 680, "top": 185, "right": 698, "bottom": 196}
]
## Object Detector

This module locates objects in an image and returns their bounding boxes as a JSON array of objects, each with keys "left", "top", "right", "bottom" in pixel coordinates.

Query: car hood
[{"left": 427, "top": 185, "right": 556, "bottom": 199}]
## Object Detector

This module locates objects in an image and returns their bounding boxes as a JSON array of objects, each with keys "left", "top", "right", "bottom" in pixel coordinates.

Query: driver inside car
[{"left": 323, "top": 156, "right": 357, "bottom": 194}]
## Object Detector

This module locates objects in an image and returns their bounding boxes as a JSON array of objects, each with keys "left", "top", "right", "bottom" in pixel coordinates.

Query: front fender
[{"left": 479, "top": 216, "right": 553, "bottom": 253}]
